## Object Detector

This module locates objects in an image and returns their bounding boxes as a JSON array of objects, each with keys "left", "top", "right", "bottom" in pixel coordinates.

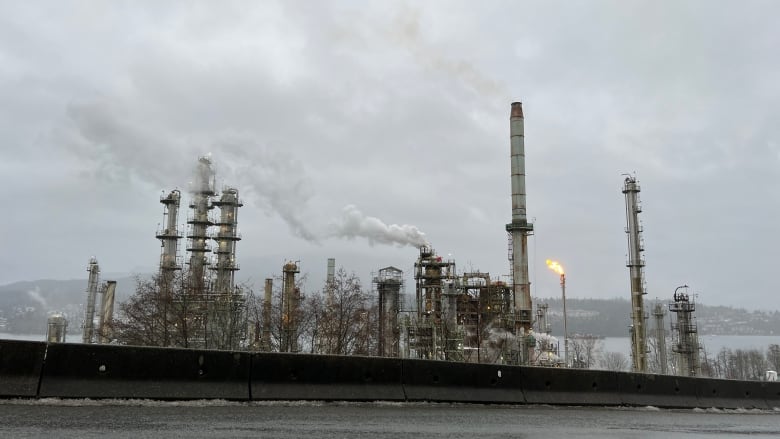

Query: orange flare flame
[{"left": 546, "top": 259, "right": 564, "bottom": 275}]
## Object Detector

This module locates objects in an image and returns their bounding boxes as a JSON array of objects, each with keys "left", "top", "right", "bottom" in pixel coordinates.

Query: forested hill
[{"left": 535, "top": 297, "right": 780, "bottom": 337}]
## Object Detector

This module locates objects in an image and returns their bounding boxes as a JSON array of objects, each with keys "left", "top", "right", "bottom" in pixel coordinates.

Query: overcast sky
[{"left": 1, "top": 1, "right": 779, "bottom": 310}]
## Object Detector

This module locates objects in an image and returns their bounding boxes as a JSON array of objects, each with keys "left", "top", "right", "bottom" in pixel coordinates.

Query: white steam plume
[
  {"left": 329, "top": 204, "right": 428, "bottom": 247},
  {"left": 27, "top": 286, "right": 47, "bottom": 309}
]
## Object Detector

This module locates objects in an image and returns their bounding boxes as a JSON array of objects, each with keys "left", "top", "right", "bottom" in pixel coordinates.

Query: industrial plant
[{"left": 64, "top": 102, "right": 713, "bottom": 378}]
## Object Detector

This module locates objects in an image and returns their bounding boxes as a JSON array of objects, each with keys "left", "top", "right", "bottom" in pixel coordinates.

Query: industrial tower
[
  {"left": 187, "top": 156, "right": 216, "bottom": 294},
  {"left": 669, "top": 286, "right": 700, "bottom": 377},
  {"left": 82, "top": 257, "right": 100, "bottom": 344},
  {"left": 280, "top": 261, "right": 301, "bottom": 352},
  {"left": 623, "top": 175, "right": 648, "bottom": 372},
  {"left": 375, "top": 266, "right": 403, "bottom": 357},
  {"left": 652, "top": 301, "right": 668, "bottom": 374},
  {"left": 260, "top": 278, "right": 273, "bottom": 351},
  {"left": 411, "top": 246, "right": 456, "bottom": 359},
  {"left": 210, "top": 187, "right": 242, "bottom": 295},
  {"left": 157, "top": 190, "right": 182, "bottom": 276},
  {"left": 157, "top": 189, "right": 182, "bottom": 306},
  {"left": 505, "top": 102, "right": 534, "bottom": 363}
]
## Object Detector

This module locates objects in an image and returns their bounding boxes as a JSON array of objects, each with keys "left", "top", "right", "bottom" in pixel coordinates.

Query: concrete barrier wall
[
  {"left": 765, "top": 382, "right": 780, "bottom": 410},
  {"left": 617, "top": 372, "right": 700, "bottom": 408},
  {"left": 695, "top": 377, "right": 771, "bottom": 410},
  {"left": 0, "top": 340, "right": 46, "bottom": 397},
  {"left": 251, "top": 353, "right": 404, "bottom": 401},
  {"left": 401, "top": 359, "right": 524, "bottom": 403},
  {"left": 39, "top": 343, "right": 250, "bottom": 400},
  {"left": 520, "top": 366, "right": 622, "bottom": 406},
  {"left": 4, "top": 340, "right": 780, "bottom": 408}
]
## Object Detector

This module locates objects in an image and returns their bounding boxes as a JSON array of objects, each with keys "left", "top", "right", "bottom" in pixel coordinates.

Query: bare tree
[
  {"left": 570, "top": 336, "right": 602, "bottom": 369},
  {"left": 599, "top": 351, "right": 629, "bottom": 371},
  {"left": 767, "top": 344, "right": 780, "bottom": 372},
  {"left": 114, "top": 272, "right": 200, "bottom": 347},
  {"left": 316, "top": 268, "right": 372, "bottom": 355}
]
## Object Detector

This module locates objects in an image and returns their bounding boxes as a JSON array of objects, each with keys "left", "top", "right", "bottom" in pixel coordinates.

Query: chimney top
[{"left": 510, "top": 102, "right": 523, "bottom": 118}]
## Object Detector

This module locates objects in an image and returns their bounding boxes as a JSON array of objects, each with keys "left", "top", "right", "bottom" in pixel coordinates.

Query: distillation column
[
  {"left": 623, "top": 176, "right": 647, "bottom": 372},
  {"left": 505, "top": 102, "right": 534, "bottom": 363},
  {"left": 157, "top": 190, "right": 182, "bottom": 309},
  {"left": 210, "top": 187, "right": 242, "bottom": 295},
  {"left": 82, "top": 257, "right": 100, "bottom": 344},
  {"left": 281, "top": 261, "right": 300, "bottom": 352},
  {"left": 670, "top": 286, "right": 700, "bottom": 377},
  {"left": 187, "top": 157, "right": 215, "bottom": 294},
  {"left": 653, "top": 302, "right": 668, "bottom": 374},
  {"left": 97, "top": 280, "right": 116, "bottom": 344},
  {"left": 157, "top": 190, "right": 182, "bottom": 278},
  {"left": 261, "top": 278, "right": 273, "bottom": 351},
  {"left": 375, "top": 267, "right": 403, "bottom": 357}
]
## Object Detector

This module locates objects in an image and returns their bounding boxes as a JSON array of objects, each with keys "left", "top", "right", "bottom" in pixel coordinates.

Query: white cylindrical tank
[{"left": 47, "top": 314, "right": 68, "bottom": 343}]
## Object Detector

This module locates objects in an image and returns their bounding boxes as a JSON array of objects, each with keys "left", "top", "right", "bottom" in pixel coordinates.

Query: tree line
[{"left": 112, "top": 268, "right": 378, "bottom": 355}]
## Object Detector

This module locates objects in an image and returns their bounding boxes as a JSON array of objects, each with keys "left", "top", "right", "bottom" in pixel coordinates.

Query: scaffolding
[{"left": 409, "top": 246, "right": 455, "bottom": 360}]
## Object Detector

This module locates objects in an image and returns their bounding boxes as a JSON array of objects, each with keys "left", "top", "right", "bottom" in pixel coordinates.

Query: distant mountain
[
  {"left": 535, "top": 297, "right": 780, "bottom": 337},
  {"left": 0, "top": 276, "right": 139, "bottom": 333},
  {"left": 2, "top": 278, "right": 778, "bottom": 336}
]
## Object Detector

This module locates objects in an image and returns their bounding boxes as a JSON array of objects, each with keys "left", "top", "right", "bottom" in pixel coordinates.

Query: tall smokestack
[{"left": 506, "top": 102, "right": 534, "bottom": 345}]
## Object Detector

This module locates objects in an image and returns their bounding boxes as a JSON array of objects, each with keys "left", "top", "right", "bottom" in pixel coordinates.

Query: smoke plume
[
  {"left": 27, "top": 286, "right": 47, "bottom": 310},
  {"left": 329, "top": 204, "right": 428, "bottom": 247}
]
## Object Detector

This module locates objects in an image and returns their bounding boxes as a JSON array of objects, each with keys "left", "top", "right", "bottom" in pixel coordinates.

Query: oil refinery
[
  {"left": 56, "top": 101, "right": 713, "bottom": 378},
  {"left": 4, "top": 100, "right": 777, "bottom": 409}
]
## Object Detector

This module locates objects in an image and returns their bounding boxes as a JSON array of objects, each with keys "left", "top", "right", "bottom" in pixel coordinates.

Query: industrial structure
[
  {"left": 81, "top": 257, "right": 116, "bottom": 344},
  {"left": 279, "top": 261, "right": 301, "bottom": 353},
  {"left": 506, "top": 102, "right": 534, "bottom": 364},
  {"left": 399, "top": 104, "right": 537, "bottom": 365},
  {"left": 403, "top": 246, "right": 522, "bottom": 364},
  {"left": 82, "top": 257, "right": 100, "bottom": 344},
  {"left": 186, "top": 157, "right": 216, "bottom": 295},
  {"left": 669, "top": 285, "right": 700, "bottom": 377},
  {"left": 623, "top": 175, "right": 648, "bottom": 372},
  {"left": 652, "top": 301, "right": 668, "bottom": 374},
  {"left": 154, "top": 156, "right": 246, "bottom": 350},
  {"left": 97, "top": 281, "right": 116, "bottom": 345},
  {"left": 374, "top": 266, "right": 403, "bottom": 357},
  {"left": 46, "top": 314, "right": 67, "bottom": 343},
  {"left": 546, "top": 259, "right": 568, "bottom": 367},
  {"left": 260, "top": 278, "right": 273, "bottom": 351},
  {"left": 157, "top": 190, "right": 183, "bottom": 281}
]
